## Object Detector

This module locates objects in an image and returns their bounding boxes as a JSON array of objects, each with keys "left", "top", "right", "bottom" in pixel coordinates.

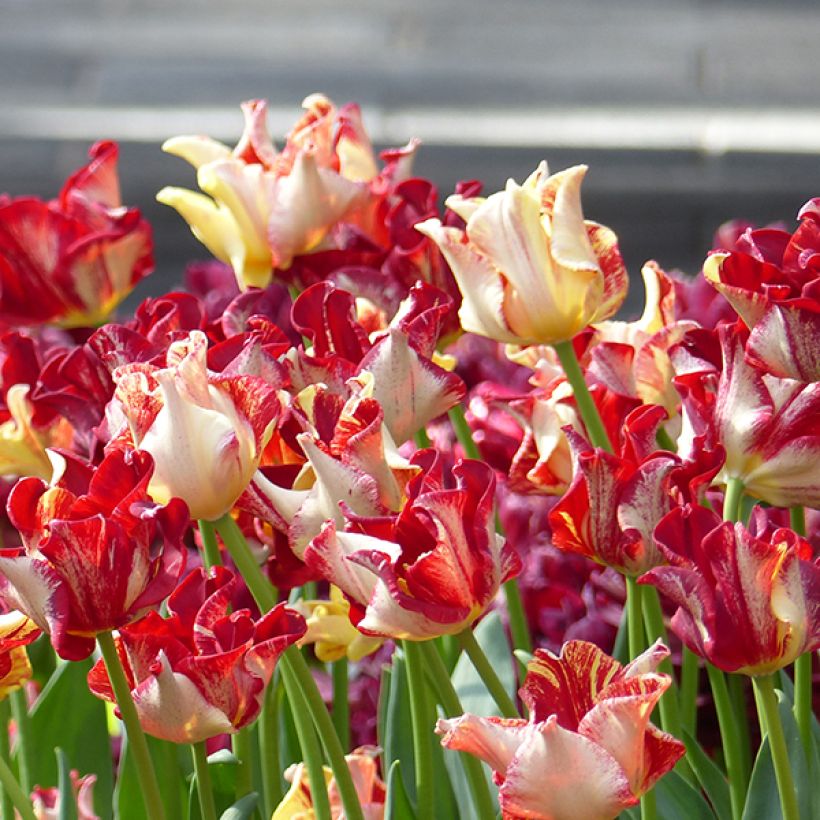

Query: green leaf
[
  {"left": 451, "top": 612, "right": 515, "bottom": 717},
  {"left": 28, "top": 658, "right": 113, "bottom": 820},
  {"left": 512, "top": 649, "right": 534, "bottom": 667},
  {"left": 219, "top": 792, "right": 259, "bottom": 820},
  {"left": 189, "top": 750, "right": 257, "bottom": 820},
  {"left": 385, "top": 760, "right": 417, "bottom": 820},
  {"left": 381, "top": 649, "right": 416, "bottom": 802},
  {"left": 116, "top": 733, "right": 189, "bottom": 820},
  {"left": 55, "top": 748, "right": 77, "bottom": 820},
  {"left": 683, "top": 729, "right": 732, "bottom": 820},
  {"left": 653, "top": 769, "right": 716, "bottom": 820},
  {"left": 742, "top": 690, "right": 813, "bottom": 820}
]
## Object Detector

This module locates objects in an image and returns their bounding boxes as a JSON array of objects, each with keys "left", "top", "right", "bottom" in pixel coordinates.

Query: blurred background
[{"left": 3, "top": 0, "right": 820, "bottom": 312}]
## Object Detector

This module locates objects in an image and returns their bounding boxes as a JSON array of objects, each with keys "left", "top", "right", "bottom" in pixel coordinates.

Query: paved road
[{"left": 3, "top": 0, "right": 820, "bottom": 312}]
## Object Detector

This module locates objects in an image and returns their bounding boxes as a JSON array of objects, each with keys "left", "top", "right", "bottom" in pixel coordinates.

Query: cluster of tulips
[{"left": 0, "top": 94, "right": 816, "bottom": 820}]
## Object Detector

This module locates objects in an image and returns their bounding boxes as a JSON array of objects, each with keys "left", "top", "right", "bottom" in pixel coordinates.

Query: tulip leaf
[
  {"left": 385, "top": 759, "right": 417, "bottom": 820},
  {"left": 116, "top": 733, "right": 189, "bottom": 820},
  {"left": 652, "top": 769, "right": 717, "bottom": 820},
  {"left": 741, "top": 690, "right": 814, "bottom": 820},
  {"left": 189, "top": 750, "right": 258, "bottom": 820},
  {"left": 682, "top": 729, "right": 733, "bottom": 820},
  {"left": 219, "top": 793, "right": 259, "bottom": 820},
  {"left": 28, "top": 658, "right": 114, "bottom": 820},
  {"left": 381, "top": 649, "right": 417, "bottom": 803},
  {"left": 452, "top": 612, "right": 515, "bottom": 716},
  {"left": 55, "top": 748, "right": 77, "bottom": 820}
]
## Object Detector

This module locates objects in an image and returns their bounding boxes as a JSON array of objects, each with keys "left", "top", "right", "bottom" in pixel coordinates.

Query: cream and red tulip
[
  {"left": 640, "top": 505, "right": 820, "bottom": 676},
  {"left": 111, "top": 329, "right": 281, "bottom": 521},
  {"left": 437, "top": 640, "right": 684, "bottom": 820},
  {"left": 416, "top": 162, "right": 628, "bottom": 346},
  {"left": 87, "top": 566, "right": 306, "bottom": 743},
  {"left": 0, "top": 449, "right": 187, "bottom": 660},
  {"left": 0, "top": 609, "right": 41, "bottom": 698},
  {"left": 0, "top": 141, "right": 153, "bottom": 328},
  {"left": 303, "top": 450, "right": 520, "bottom": 640}
]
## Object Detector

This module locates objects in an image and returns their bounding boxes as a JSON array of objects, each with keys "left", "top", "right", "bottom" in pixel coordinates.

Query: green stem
[
  {"left": 655, "top": 425, "right": 677, "bottom": 453},
  {"left": 281, "top": 668, "right": 332, "bottom": 820},
  {"left": 789, "top": 506, "right": 813, "bottom": 760},
  {"left": 419, "top": 641, "right": 496, "bottom": 820},
  {"left": 403, "top": 641, "right": 434, "bottom": 818},
  {"left": 640, "top": 784, "right": 657, "bottom": 820},
  {"left": 723, "top": 477, "right": 745, "bottom": 524},
  {"left": 8, "top": 690, "right": 30, "bottom": 795},
  {"left": 504, "top": 580, "right": 532, "bottom": 678},
  {"left": 727, "top": 674, "right": 752, "bottom": 784},
  {"left": 625, "top": 576, "right": 645, "bottom": 661},
  {"left": 752, "top": 675, "right": 799, "bottom": 820},
  {"left": 198, "top": 520, "right": 222, "bottom": 569},
  {"left": 191, "top": 742, "right": 218, "bottom": 820},
  {"left": 414, "top": 425, "right": 431, "bottom": 449},
  {"left": 679, "top": 647, "right": 700, "bottom": 738},
  {"left": 456, "top": 628, "right": 519, "bottom": 719},
  {"left": 706, "top": 664, "right": 746, "bottom": 820},
  {"left": 448, "top": 404, "right": 481, "bottom": 460},
  {"left": 552, "top": 339, "right": 613, "bottom": 452},
  {"left": 231, "top": 728, "right": 253, "bottom": 800},
  {"left": 332, "top": 658, "right": 351, "bottom": 752},
  {"left": 0, "top": 742, "right": 34, "bottom": 820},
  {"left": 97, "top": 631, "right": 166, "bottom": 820},
  {"left": 214, "top": 514, "right": 364, "bottom": 820},
  {"left": 0, "top": 700, "right": 14, "bottom": 820},
  {"left": 259, "top": 681, "right": 283, "bottom": 818}
]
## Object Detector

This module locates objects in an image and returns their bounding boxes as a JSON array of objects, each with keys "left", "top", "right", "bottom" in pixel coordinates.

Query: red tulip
[
  {"left": 0, "top": 449, "right": 188, "bottom": 660},
  {"left": 88, "top": 566, "right": 306, "bottom": 743},
  {"left": 640, "top": 505, "right": 820, "bottom": 675}
]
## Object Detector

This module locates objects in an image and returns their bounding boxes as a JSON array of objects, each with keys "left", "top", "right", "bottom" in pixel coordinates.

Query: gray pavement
[{"left": 3, "top": 0, "right": 820, "bottom": 312}]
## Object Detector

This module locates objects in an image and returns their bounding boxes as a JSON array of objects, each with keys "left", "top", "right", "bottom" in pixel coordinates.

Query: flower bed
[{"left": 0, "top": 94, "right": 816, "bottom": 820}]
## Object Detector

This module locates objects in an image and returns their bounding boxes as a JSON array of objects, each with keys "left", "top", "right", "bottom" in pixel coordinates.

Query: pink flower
[
  {"left": 0, "top": 141, "right": 153, "bottom": 328},
  {"left": 88, "top": 566, "right": 306, "bottom": 743},
  {"left": 32, "top": 771, "right": 99, "bottom": 820},
  {"left": 437, "top": 640, "right": 684, "bottom": 820}
]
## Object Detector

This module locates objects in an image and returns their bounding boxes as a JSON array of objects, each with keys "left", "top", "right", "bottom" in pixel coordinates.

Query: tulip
[
  {"left": 415, "top": 162, "right": 628, "bottom": 346},
  {"left": 31, "top": 771, "right": 98, "bottom": 820},
  {"left": 704, "top": 200, "right": 820, "bottom": 381},
  {"left": 0, "top": 610, "right": 40, "bottom": 699},
  {"left": 0, "top": 448, "right": 187, "bottom": 660},
  {"left": 274, "top": 746, "right": 386, "bottom": 820},
  {"left": 0, "top": 141, "right": 153, "bottom": 328},
  {"left": 303, "top": 451, "right": 521, "bottom": 640},
  {"left": 88, "top": 566, "right": 306, "bottom": 743},
  {"left": 673, "top": 323, "right": 820, "bottom": 508},
  {"left": 0, "top": 385, "right": 52, "bottom": 479},
  {"left": 158, "top": 96, "right": 366, "bottom": 289},
  {"left": 640, "top": 505, "right": 820, "bottom": 675},
  {"left": 436, "top": 639, "right": 684, "bottom": 820},
  {"left": 111, "top": 329, "right": 280, "bottom": 521}
]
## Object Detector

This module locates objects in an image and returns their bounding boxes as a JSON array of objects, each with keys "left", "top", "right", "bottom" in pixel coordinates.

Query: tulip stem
[
  {"left": 552, "top": 339, "right": 613, "bottom": 452},
  {"left": 97, "top": 631, "right": 166, "bottom": 820},
  {"left": 232, "top": 728, "right": 253, "bottom": 800},
  {"left": 705, "top": 664, "right": 746, "bottom": 820},
  {"left": 198, "top": 520, "right": 222, "bottom": 569},
  {"left": 0, "top": 700, "right": 15, "bottom": 820},
  {"left": 259, "top": 681, "right": 283, "bottom": 818},
  {"left": 503, "top": 580, "right": 533, "bottom": 679},
  {"left": 9, "top": 690, "right": 31, "bottom": 796},
  {"left": 640, "top": 785, "right": 657, "bottom": 820},
  {"left": 0, "top": 737, "right": 34, "bottom": 820},
  {"left": 448, "top": 404, "right": 481, "bottom": 460},
  {"left": 456, "top": 628, "right": 519, "bottom": 718},
  {"left": 752, "top": 675, "right": 799, "bottom": 820},
  {"left": 419, "top": 640, "right": 497, "bottom": 820},
  {"left": 332, "top": 658, "right": 351, "bottom": 752},
  {"left": 281, "top": 667, "right": 333, "bottom": 820},
  {"left": 679, "top": 647, "right": 700, "bottom": 738},
  {"left": 403, "top": 641, "right": 435, "bottom": 818},
  {"left": 215, "top": 514, "right": 365, "bottom": 820},
  {"left": 789, "top": 505, "right": 813, "bottom": 760},
  {"left": 655, "top": 425, "right": 677, "bottom": 453},
  {"left": 191, "top": 742, "right": 218, "bottom": 820},
  {"left": 723, "top": 477, "right": 745, "bottom": 524},
  {"left": 625, "top": 576, "right": 645, "bottom": 662}
]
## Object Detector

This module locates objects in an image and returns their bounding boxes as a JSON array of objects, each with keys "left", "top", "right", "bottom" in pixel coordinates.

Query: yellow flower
[{"left": 416, "top": 163, "right": 628, "bottom": 346}]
